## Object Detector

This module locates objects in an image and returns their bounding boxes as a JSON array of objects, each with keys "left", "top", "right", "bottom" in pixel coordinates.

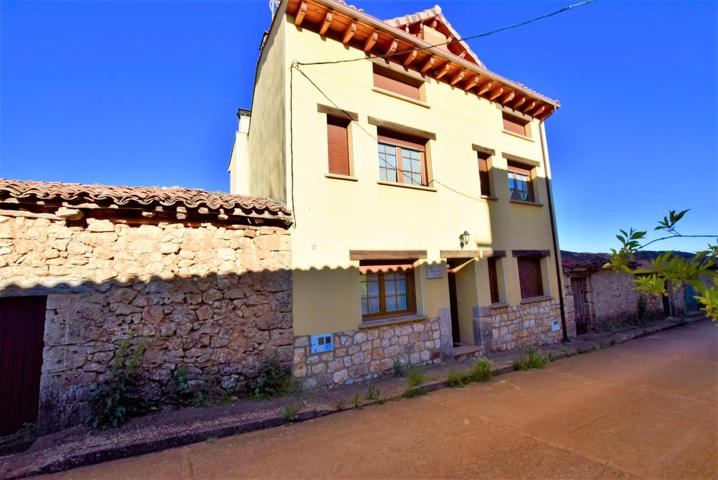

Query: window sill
[
  {"left": 377, "top": 181, "right": 437, "bottom": 192},
  {"left": 372, "top": 87, "right": 430, "bottom": 109},
  {"left": 481, "top": 195, "right": 498, "bottom": 201},
  {"left": 510, "top": 199, "right": 543, "bottom": 207},
  {"left": 489, "top": 302, "right": 509, "bottom": 309},
  {"left": 520, "top": 295, "right": 553, "bottom": 305},
  {"left": 325, "top": 173, "right": 358, "bottom": 182},
  {"left": 502, "top": 129, "right": 534, "bottom": 142},
  {"left": 360, "top": 314, "right": 428, "bottom": 329}
]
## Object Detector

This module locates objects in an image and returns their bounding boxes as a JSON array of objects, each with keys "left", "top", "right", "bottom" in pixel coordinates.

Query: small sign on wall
[
  {"left": 551, "top": 320, "right": 561, "bottom": 332},
  {"left": 426, "top": 264, "right": 444, "bottom": 279}
]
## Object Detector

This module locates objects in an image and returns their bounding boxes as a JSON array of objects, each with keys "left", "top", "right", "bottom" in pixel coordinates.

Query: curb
[{"left": 2, "top": 316, "right": 704, "bottom": 479}]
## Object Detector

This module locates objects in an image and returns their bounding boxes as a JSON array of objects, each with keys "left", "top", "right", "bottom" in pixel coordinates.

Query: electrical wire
[{"left": 295, "top": 0, "right": 596, "bottom": 67}]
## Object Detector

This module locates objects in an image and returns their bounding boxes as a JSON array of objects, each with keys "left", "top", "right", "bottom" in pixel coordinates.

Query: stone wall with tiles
[
  {"left": 292, "top": 316, "right": 444, "bottom": 389},
  {"left": 480, "top": 298, "right": 563, "bottom": 352},
  {"left": 0, "top": 213, "right": 291, "bottom": 432}
]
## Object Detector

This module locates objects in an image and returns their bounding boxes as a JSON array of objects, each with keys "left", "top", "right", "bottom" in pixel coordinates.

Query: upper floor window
[
  {"left": 326, "top": 115, "right": 351, "bottom": 176},
  {"left": 502, "top": 112, "right": 530, "bottom": 138},
  {"left": 373, "top": 64, "right": 423, "bottom": 101},
  {"left": 507, "top": 161, "right": 535, "bottom": 202},
  {"left": 478, "top": 152, "right": 492, "bottom": 197},
  {"left": 377, "top": 129, "right": 427, "bottom": 187}
]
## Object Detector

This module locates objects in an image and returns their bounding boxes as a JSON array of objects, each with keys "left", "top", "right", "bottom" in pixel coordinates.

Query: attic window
[
  {"left": 502, "top": 113, "right": 531, "bottom": 138},
  {"left": 373, "top": 64, "right": 423, "bottom": 101}
]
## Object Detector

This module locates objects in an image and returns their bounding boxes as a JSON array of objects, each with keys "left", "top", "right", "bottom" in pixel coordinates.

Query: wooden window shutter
[
  {"left": 517, "top": 256, "right": 544, "bottom": 299},
  {"left": 488, "top": 257, "right": 500, "bottom": 303},
  {"left": 327, "top": 116, "right": 350, "bottom": 175},
  {"left": 478, "top": 155, "right": 491, "bottom": 196},
  {"left": 502, "top": 113, "right": 529, "bottom": 137},
  {"left": 373, "top": 65, "right": 422, "bottom": 101}
]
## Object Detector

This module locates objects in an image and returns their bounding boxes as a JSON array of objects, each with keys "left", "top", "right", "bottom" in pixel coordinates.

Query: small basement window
[
  {"left": 373, "top": 64, "right": 423, "bottom": 101},
  {"left": 502, "top": 113, "right": 530, "bottom": 138}
]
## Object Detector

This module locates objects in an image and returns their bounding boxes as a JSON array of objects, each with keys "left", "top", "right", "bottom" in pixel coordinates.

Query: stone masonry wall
[
  {"left": 292, "top": 316, "right": 443, "bottom": 390},
  {"left": 0, "top": 214, "right": 291, "bottom": 432},
  {"left": 483, "top": 299, "right": 562, "bottom": 352}
]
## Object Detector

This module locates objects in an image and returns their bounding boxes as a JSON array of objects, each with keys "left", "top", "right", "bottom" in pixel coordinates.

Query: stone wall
[
  {"left": 480, "top": 298, "right": 563, "bottom": 352},
  {"left": 292, "top": 316, "right": 444, "bottom": 389},
  {"left": 0, "top": 214, "right": 291, "bottom": 432}
]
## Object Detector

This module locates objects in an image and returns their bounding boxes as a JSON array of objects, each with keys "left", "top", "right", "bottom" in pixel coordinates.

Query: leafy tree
[{"left": 606, "top": 209, "right": 717, "bottom": 322}]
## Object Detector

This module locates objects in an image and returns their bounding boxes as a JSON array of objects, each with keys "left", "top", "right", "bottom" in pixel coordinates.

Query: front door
[
  {"left": 447, "top": 270, "right": 461, "bottom": 346},
  {"left": 571, "top": 276, "right": 589, "bottom": 335},
  {"left": 0, "top": 296, "right": 46, "bottom": 434}
]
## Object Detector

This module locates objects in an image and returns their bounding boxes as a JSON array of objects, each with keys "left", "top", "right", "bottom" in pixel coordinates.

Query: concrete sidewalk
[{"left": 0, "top": 315, "right": 711, "bottom": 479}]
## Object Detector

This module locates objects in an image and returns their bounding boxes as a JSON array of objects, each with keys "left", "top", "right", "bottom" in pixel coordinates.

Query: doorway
[
  {"left": 447, "top": 268, "right": 460, "bottom": 346},
  {"left": 570, "top": 276, "right": 590, "bottom": 335},
  {"left": 0, "top": 296, "right": 46, "bottom": 434}
]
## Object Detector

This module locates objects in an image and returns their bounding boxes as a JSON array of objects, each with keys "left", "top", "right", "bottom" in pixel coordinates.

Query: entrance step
[{"left": 453, "top": 344, "right": 483, "bottom": 361}]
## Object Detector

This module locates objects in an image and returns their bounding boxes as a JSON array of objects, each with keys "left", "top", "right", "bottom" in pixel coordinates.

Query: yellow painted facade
[{"left": 231, "top": 4, "right": 564, "bottom": 347}]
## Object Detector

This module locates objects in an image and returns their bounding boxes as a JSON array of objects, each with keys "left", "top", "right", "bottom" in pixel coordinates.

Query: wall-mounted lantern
[{"left": 459, "top": 230, "right": 470, "bottom": 249}]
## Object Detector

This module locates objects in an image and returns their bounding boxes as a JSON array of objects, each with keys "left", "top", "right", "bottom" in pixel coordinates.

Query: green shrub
[
  {"left": 447, "top": 371, "right": 470, "bottom": 388},
  {"left": 281, "top": 404, "right": 298, "bottom": 421},
  {"left": 512, "top": 346, "right": 550, "bottom": 371},
  {"left": 406, "top": 367, "right": 425, "bottom": 388},
  {"left": 352, "top": 393, "right": 363, "bottom": 409},
  {"left": 468, "top": 357, "right": 492, "bottom": 382},
  {"left": 87, "top": 333, "right": 153, "bottom": 428},
  {"left": 365, "top": 384, "right": 381, "bottom": 401},
  {"left": 250, "top": 356, "right": 291, "bottom": 399},
  {"left": 392, "top": 358, "right": 407, "bottom": 377},
  {"left": 166, "top": 366, "right": 194, "bottom": 407}
]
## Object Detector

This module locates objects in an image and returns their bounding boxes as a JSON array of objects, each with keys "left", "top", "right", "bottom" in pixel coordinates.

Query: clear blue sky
[{"left": 1, "top": 0, "right": 716, "bottom": 252}]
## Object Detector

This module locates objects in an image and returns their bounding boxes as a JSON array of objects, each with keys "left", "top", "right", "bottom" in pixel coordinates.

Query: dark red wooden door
[{"left": 0, "top": 296, "right": 46, "bottom": 434}]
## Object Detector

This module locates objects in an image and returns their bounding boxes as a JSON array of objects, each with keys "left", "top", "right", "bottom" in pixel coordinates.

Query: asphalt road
[{"left": 39, "top": 320, "right": 717, "bottom": 479}]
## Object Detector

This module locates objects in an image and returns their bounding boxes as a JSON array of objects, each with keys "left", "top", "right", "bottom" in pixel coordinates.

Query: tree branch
[{"left": 640, "top": 234, "right": 718, "bottom": 250}]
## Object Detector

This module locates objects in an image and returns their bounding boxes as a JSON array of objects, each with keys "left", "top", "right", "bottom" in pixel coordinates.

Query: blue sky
[{"left": 1, "top": 0, "right": 716, "bottom": 252}]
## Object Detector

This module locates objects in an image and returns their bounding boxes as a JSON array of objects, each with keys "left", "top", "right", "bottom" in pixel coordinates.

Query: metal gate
[
  {"left": 571, "top": 277, "right": 590, "bottom": 335},
  {"left": 0, "top": 296, "right": 46, "bottom": 434}
]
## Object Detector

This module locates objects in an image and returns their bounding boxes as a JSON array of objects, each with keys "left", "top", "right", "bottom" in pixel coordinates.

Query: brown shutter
[
  {"left": 507, "top": 161, "right": 532, "bottom": 176},
  {"left": 488, "top": 257, "right": 500, "bottom": 303},
  {"left": 518, "top": 256, "right": 543, "bottom": 299},
  {"left": 502, "top": 113, "right": 528, "bottom": 136},
  {"left": 327, "top": 116, "right": 350, "bottom": 175},
  {"left": 478, "top": 156, "right": 491, "bottom": 196},
  {"left": 373, "top": 66, "right": 422, "bottom": 101}
]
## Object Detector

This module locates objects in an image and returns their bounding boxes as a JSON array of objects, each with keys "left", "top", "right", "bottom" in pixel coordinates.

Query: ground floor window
[
  {"left": 488, "top": 257, "right": 500, "bottom": 303},
  {"left": 517, "top": 256, "right": 544, "bottom": 299},
  {"left": 360, "top": 265, "right": 415, "bottom": 319}
]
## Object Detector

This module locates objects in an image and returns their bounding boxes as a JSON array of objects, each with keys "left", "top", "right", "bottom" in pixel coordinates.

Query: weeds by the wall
[
  {"left": 87, "top": 333, "right": 153, "bottom": 428},
  {"left": 512, "top": 346, "right": 550, "bottom": 371},
  {"left": 352, "top": 393, "right": 363, "bottom": 409},
  {"left": 447, "top": 357, "right": 493, "bottom": 387},
  {"left": 402, "top": 367, "right": 426, "bottom": 398},
  {"left": 249, "top": 356, "right": 292, "bottom": 399},
  {"left": 392, "top": 358, "right": 407, "bottom": 378},
  {"left": 365, "top": 384, "right": 381, "bottom": 402},
  {"left": 281, "top": 404, "right": 298, "bottom": 421}
]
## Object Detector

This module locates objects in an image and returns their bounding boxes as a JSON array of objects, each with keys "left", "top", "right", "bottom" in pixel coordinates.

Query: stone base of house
[
  {"left": 480, "top": 298, "right": 563, "bottom": 352},
  {"left": 292, "top": 315, "right": 445, "bottom": 390}
]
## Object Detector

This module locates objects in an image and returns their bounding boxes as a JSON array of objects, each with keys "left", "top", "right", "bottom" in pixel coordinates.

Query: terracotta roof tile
[{"left": 0, "top": 178, "right": 291, "bottom": 224}]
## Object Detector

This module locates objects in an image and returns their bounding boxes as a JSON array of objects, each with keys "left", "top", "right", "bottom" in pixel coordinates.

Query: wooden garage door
[{"left": 0, "top": 296, "right": 46, "bottom": 434}]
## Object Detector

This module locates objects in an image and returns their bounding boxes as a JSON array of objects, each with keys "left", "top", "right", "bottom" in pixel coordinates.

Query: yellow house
[{"left": 230, "top": 0, "right": 569, "bottom": 388}]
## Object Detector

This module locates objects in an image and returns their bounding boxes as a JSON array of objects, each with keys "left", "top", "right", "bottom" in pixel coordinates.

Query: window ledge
[
  {"left": 502, "top": 129, "right": 534, "bottom": 142},
  {"left": 325, "top": 173, "right": 358, "bottom": 182},
  {"left": 377, "top": 181, "right": 436, "bottom": 192},
  {"left": 360, "top": 314, "right": 428, "bottom": 329},
  {"left": 510, "top": 199, "right": 543, "bottom": 207},
  {"left": 481, "top": 195, "right": 498, "bottom": 201},
  {"left": 489, "top": 302, "right": 509, "bottom": 309},
  {"left": 372, "top": 87, "right": 430, "bottom": 109},
  {"left": 520, "top": 295, "right": 553, "bottom": 305}
]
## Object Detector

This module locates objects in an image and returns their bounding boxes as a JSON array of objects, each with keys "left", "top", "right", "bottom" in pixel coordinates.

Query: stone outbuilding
[
  {"left": 0, "top": 179, "right": 292, "bottom": 434},
  {"left": 561, "top": 250, "right": 700, "bottom": 335}
]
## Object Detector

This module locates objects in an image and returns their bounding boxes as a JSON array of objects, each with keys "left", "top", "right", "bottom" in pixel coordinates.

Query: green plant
[
  {"left": 352, "top": 393, "right": 363, "bottom": 409},
  {"left": 447, "top": 371, "right": 470, "bottom": 388},
  {"left": 166, "top": 366, "right": 194, "bottom": 407},
  {"left": 392, "top": 358, "right": 407, "bottom": 377},
  {"left": 281, "top": 404, "right": 298, "bottom": 421},
  {"left": 406, "top": 367, "right": 425, "bottom": 388},
  {"left": 468, "top": 357, "right": 492, "bottom": 382},
  {"left": 365, "top": 384, "right": 381, "bottom": 401},
  {"left": 250, "top": 356, "right": 291, "bottom": 399},
  {"left": 87, "top": 333, "right": 152, "bottom": 428},
  {"left": 512, "top": 346, "right": 550, "bottom": 371}
]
